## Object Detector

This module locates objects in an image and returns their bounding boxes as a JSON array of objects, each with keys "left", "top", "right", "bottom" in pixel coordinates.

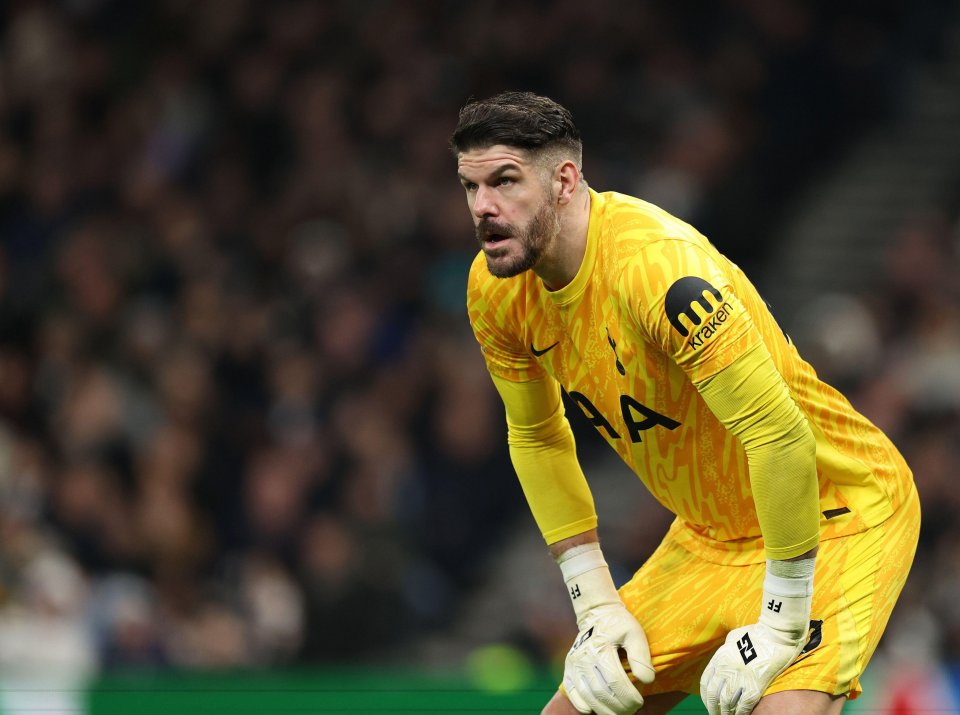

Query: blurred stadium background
[{"left": 0, "top": 1, "right": 959, "bottom": 713}]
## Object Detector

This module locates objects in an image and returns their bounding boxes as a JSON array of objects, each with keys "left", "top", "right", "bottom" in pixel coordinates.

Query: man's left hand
[
  {"left": 699, "top": 619, "right": 806, "bottom": 715},
  {"left": 700, "top": 559, "right": 814, "bottom": 715}
]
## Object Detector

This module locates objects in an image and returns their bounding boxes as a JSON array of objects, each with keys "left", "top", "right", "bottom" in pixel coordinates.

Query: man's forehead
[{"left": 457, "top": 145, "right": 532, "bottom": 174}]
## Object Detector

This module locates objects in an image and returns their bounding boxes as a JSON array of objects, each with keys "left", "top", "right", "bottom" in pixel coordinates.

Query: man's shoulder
[
  {"left": 594, "top": 191, "right": 713, "bottom": 276},
  {"left": 597, "top": 191, "right": 689, "bottom": 231},
  {"left": 595, "top": 191, "right": 706, "bottom": 254}
]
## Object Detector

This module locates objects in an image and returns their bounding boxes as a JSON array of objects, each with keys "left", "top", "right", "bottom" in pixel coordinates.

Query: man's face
[{"left": 457, "top": 144, "right": 559, "bottom": 278}]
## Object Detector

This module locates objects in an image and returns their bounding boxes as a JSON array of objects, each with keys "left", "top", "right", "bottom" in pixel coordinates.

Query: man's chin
[{"left": 485, "top": 253, "right": 534, "bottom": 279}]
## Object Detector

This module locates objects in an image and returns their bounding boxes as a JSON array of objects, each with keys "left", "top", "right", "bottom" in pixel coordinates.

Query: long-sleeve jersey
[{"left": 466, "top": 188, "right": 913, "bottom": 564}]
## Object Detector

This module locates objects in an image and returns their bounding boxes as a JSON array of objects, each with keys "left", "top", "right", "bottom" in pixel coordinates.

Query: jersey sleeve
[
  {"left": 621, "top": 238, "right": 761, "bottom": 383},
  {"left": 466, "top": 254, "right": 546, "bottom": 383},
  {"left": 492, "top": 374, "right": 597, "bottom": 545},
  {"left": 622, "top": 236, "right": 819, "bottom": 559},
  {"left": 696, "top": 343, "right": 820, "bottom": 559},
  {"left": 466, "top": 254, "right": 595, "bottom": 545}
]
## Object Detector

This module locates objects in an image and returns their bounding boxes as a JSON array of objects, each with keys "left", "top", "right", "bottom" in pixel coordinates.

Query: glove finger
[
  {"left": 715, "top": 677, "right": 732, "bottom": 715},
  {"left": 621, "top": 628, "right": 656, "bottom": 685},
  {"left": 700, "top": 666, "right": 718, "bottom": 715},
  {"left": 584, "top": 664, "right": 621, "bottom": 715},
  {"left": 604, "top": 671, "right": 645, "bottom": 713},
  {"left": 735, "top": 690, "right": 760, "bottom": 715},
  {"left": 569, "top": 666, "right": 613, "bottom": 715},
  {"left": 700, "top": 663, "right": 715, "bottom": 691},
  {"left": 562, "top": 679, "right": 592, "bottom": 715},
  {"left": 702, "top": 687, "right": 720, "bottom": 715},
  {"left": 595, "top": 644, "right": 644, "bottom": 709},
  {"left": 720, "top": 683, "right": 743, "bottom": 715}
]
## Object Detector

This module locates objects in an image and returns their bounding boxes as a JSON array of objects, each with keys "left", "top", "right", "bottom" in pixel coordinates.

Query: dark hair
[{"left": 450, "top": 91, "right": 582, "bottom": 161}]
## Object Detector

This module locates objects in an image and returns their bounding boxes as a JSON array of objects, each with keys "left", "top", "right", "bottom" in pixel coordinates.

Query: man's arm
[
  {"left": 490, "top": 374, "right": 598, "bottom": 544},
  {"left": 621, "top": 234, "right": 820, "bottom": 713},
  {"left": 695, "top": 341, "right": 820, "bottom": 560},
  {"left": 489, "top": 375, "right": 654, "bottom": 715},
  {"left": 693, "top": 342, "right": 819, "bottom": 715}
]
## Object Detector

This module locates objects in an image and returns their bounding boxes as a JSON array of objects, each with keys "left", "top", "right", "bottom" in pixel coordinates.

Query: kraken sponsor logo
[
  {"left": 687, "top": 301, "right": 734, "bottom": 349},
  {"left": 664, "top": 276, "right": 734, "bottom": 348}
]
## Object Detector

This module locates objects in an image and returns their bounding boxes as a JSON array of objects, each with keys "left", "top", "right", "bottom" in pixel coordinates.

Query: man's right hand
[
  {"left": 556, "top": 542, "right": 655, "bottom": 715},
  {"left": 563, "top": 600, "right": 655, "bottom": 715}
]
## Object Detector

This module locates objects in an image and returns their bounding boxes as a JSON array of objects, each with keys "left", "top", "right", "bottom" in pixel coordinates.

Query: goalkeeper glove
[
  {"left": 700, "top": 558, "right": 815, "bottom": 715},
  {"left": 559, "top": 543, "right": 655, "bottom": 715}
]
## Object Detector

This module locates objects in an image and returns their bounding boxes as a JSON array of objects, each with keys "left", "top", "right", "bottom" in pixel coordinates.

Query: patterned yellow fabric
[
  {"left": 693, "top": 345, "right": 819, "bottom": 558},
  {"left": 491, "top": 374, "right": 598, "bottom": 544},
  {"left": 467, "top": 189, "right": 914, "bottom": 564},
  {"left": 615, "top": 485, "right": 920, "bottom": 699}
]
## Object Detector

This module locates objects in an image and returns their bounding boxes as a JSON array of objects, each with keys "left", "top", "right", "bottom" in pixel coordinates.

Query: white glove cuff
[
  {"left": 557, "top": 543, "right": 620, "bottom": 621},
  {"left": 764, "top": 558, "right": 815, "bottom": 598},
  {"left": 760, "top": 558, "right": 814, "bottom": 638},
  {"left": 556, "top": 542, "right": 607, "bottom": 577}
]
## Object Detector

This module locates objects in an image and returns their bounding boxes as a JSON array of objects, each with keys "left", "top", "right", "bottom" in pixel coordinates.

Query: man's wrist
[
  {"left": 763, "top": 559, "right": 816, "bottom": 598},
  {"left": 760, "top": 557, "right": 814, "bottom": 640},
  {"left": 764, "top": 557, "right": 815, "bottom": 597},
  {"left": 557, "top": 543, "right": 621, "bottom": 622},
  {"left": 556, "top": 542, "right": 605, "bottom": 571}
]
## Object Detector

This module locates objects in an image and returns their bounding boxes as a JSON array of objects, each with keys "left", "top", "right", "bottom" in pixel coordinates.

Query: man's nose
[{"left": 473, "top": 185, "right": 498, "bottom": 219}]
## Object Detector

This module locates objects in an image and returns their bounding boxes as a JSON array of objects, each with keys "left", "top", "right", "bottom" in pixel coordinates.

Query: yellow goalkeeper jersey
[{"left": 467, "top": 189, "right": 913, "bottom": 565}]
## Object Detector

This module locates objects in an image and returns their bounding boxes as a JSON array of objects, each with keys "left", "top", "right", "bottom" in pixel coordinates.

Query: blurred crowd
[
  {"left": 0, "top": 0, "right": 957, "bottom": 684},
  {"left": 836, "top": 208, "right": 960, "bottom": 667}
]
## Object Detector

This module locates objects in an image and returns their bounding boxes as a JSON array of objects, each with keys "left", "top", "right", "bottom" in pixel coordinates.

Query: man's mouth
[{"left": 478, "top": 220, "right": 513, "bottom": 247}]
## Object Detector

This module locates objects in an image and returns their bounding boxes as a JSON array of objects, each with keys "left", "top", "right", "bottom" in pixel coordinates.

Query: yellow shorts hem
[{"left": 765, "top": 677, "right": 861, "bottom": 700}]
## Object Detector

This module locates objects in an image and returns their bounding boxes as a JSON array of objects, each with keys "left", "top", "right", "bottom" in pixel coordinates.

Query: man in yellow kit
[{"left": 452, "top": 92, "right": 920, "bottom": 715}]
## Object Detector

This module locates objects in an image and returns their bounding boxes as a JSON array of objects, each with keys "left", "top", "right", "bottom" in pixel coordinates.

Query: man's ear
[{"left": 554, "top": 159, "right": 581, "bottom": 206}]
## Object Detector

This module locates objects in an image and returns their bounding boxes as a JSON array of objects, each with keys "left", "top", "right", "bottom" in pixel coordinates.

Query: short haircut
[{"left": 450, "top": 91, "right": 582, "bottom": 167}]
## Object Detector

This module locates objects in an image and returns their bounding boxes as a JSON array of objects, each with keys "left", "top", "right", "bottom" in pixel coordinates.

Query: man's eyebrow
[
  {"left": 489, "top": 163, "right": 521, "bottom": 178},
  {"left": 458, "top": 163, "right": 522, "bottom": 183}
]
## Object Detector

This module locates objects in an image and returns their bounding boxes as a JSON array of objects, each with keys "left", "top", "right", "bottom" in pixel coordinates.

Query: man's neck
[{"left": 535, "top": 188, "right": 592, "bottom": 291}]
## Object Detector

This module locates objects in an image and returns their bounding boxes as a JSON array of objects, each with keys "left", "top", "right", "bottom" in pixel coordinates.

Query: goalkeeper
[{"left": 453, "top": 92, "right": 919, "bottom": 715}]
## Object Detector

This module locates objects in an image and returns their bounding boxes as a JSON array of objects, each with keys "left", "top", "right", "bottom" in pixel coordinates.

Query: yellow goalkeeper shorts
[{"left": 617, "top": 484, "right": 920, "bottom": 700}]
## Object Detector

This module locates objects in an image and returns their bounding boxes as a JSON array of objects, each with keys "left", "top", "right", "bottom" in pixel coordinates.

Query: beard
[{"left": 476, "top": 201, "right": 560, "bottom": 279}]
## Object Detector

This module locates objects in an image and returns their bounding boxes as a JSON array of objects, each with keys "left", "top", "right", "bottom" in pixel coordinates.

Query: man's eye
[
  {"left": 497, "top": 177, "right": 514, "bottom": 186},
  {"left": 463, "top": 182, "right": 477, "bottom": 192}
]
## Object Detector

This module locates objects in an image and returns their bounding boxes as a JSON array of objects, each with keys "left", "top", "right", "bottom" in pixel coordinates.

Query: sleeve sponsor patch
[{"left": 664, "top": 276, "right": 734, "bottom": 349}]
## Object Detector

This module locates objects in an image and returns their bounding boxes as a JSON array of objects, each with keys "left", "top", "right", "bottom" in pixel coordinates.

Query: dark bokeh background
[{"left": 0, "top": 1, "right": 959, "bottom": 710}]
